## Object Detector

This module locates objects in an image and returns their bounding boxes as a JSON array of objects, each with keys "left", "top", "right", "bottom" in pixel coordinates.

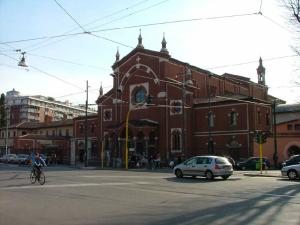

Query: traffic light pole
[{"left": 125, "top": 110, "right": 131, "bottom": 170}]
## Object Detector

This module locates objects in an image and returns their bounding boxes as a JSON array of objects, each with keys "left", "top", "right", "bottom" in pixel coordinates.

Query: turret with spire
[
  {"left": 137, "top": 29, "right": 144, "bottom": 49},
  {"left": 115, "top": 47, "right": 120, "bottom": 62},
  {"left": 257, "top": 57, "right": 266, "bottom": 85},
  {"left": 160, "top": 33, "right": 169, "bottom": 54},
  {"left": 99, "top": 83, "right": 103, "bottom": 97}
]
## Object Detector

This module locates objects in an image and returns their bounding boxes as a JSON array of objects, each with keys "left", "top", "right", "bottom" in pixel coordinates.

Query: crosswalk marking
[{"left": 0, "top": 181, "right": 151, "bottom": 190}]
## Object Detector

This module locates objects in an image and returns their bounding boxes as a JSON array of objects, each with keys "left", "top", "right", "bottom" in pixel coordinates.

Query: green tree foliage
[{"left": 0, "top": 93, "right": 5, "bottom": 127}]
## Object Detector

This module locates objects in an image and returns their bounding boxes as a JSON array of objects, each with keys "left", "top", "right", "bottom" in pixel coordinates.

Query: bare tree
[{"left": 282, "top": 0, "right": 300, "bottom": 87}]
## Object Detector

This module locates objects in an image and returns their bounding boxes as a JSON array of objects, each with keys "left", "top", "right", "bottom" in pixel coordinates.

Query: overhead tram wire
[
  {"left": 88, "top": 33, "right": 134, "bottom": 49},
  {"left": 88, "top": 0, "right": 172, "bottom": 31},
  {"left": 2, "top": 45, "right": 111, "bottom": 71},
  {"left": 90, "top": 12, "right": 260, "bottom": 33},
  {"left": 26, "top": 53, "right": 110, "bottom": 71},
  {"left": 0, "top": 52, "right": 84, "bottom": 91},
  {"left": 207, "top": 55, "right": 298, "bottom": 70},
  {"left": 0, "top": 12, "right": 260, "bottom": 45},
  {"left": 23, "top": 0, "right": 153, "bottom": 52},
  {"left": 54, "top": 0, "right": 87, "bottom": 32}
]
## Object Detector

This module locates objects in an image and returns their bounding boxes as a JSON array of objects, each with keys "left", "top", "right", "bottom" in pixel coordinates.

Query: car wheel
[
  {"left": 242, "top": 166, "right": 246, "bottom": 170},
  {"left": 175, "top": 169, "right": 183, "bottom": 178},
  {"left": 205, "top": 171, "right": 214, "bottom": 180},
  {"left": 221, "top": 175, "right": 230, "bottom": 180},
  {"left": 288, "top": 170, "right": 298, "bottom": 180}
]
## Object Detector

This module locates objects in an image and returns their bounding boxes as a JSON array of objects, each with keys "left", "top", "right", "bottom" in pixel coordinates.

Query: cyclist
[{"left": 32, "top": 153, "right": 46, "bottom": 178}]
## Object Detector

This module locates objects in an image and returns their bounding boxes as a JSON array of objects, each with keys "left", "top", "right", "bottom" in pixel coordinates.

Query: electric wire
[
  {"left": 90, "top": 12, "right": 259, "bottom": 33},
  {"left": 88, "top": 0, "right": 172, "bottom": 31},
  {"left": 88, "top": 33, "right": 134, "bottom": 49},
  {"left": 27, "top": 53, "right": 110, "bottom": 70},
  {"left": 207, "top": 54, "right": 298, "bottom": 69},
  {"left": 54, "top": 0, "right": 87, "bottom": 32},
  {"left": 24, "top": 0, "right": 151, "bottom": 51},
  {"left": 261, "top": 14, "right": 292, "bottom": 33},
  {"left": 0, "top": 12, "right": 259, "bottom": 45},
  {"left": 0, "top": 52, "right": 84, "bottom": 91}
]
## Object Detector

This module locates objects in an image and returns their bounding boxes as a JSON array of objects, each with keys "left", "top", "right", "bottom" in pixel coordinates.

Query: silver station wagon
[{"left": 173, "top": 155, "right": 233, "bottom": 180}]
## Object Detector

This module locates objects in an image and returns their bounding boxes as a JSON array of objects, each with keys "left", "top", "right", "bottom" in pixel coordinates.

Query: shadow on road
[
  {"left": 147, "top": 183, "right": 300, "bottom": 225},
  {"left": 165, "top": 176, "right": 241, "bottom": 183}
]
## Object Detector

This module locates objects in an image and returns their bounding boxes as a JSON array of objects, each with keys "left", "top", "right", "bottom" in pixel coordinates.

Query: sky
[{"left": 0, "top": 0, "right": 299, "bottom": 106}]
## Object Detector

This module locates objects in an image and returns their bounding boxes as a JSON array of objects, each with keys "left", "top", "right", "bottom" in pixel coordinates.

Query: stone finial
[
  {"left": 115, "top": 47, "right": 120, "bottom": 62},
  {"left": 137, "top": 29, "right": 144, "bottom": 49},
  {"left": 99, "top": 83, "right": 103, "bottom": 97},
  {"left": 160, "top": 33, "right": 169, "bottom": 54}
]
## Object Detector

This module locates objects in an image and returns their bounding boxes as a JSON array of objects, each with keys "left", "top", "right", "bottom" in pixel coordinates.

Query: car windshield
[
  {"left": 288, "top": 155, "right": 299, "bottom": 160},
  {"left": 215, "top": 157, "right": 229, "bottom": 164}
]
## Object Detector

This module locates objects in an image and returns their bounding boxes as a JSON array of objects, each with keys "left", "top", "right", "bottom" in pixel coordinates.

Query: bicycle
[{"left": 30, "top": 165, "right": 46, "bottom": 185}]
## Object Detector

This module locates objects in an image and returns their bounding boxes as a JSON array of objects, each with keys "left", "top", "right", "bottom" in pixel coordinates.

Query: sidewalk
[{"left": 241, "top": 170, "right": 282, "bottom": 178}]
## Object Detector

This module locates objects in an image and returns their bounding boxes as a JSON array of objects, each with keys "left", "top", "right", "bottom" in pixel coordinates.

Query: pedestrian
[
  {"left": 148, "top": 155, "right": 154, "bottom": 170},
  {"left": 155, "top": 152, "right": 161, "bottom": 168}
]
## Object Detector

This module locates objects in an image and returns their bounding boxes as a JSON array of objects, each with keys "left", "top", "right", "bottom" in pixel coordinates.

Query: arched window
[
  {"left": 265, "top": 113, "right": 270, "bottom": 126},
  {"left": 171, "top": 129, "right": 182, "bottom": 152},
  {"left": 91, "top": 124, "right": 95, "bottom": 133},
  {"left": 208, "top": 112, "right": 214, "bottom": 128},
  {"left": 79, "top": 125, "right": 84, "bottom": 134},
  {"left": 230, "top": 112, "right": 237, "bottom": 126}
]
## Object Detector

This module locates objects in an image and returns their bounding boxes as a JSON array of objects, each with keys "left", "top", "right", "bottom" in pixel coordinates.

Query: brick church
[{"left": 96, "top": 33, "right": 272, "bottom": 167}]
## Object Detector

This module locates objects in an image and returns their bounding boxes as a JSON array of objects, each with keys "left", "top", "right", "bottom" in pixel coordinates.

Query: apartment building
[{"left": 5, "top": 89, "right": 96, "bottom": 125}]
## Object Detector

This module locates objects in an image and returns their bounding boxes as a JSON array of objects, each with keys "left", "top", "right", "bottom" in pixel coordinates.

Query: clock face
[{"left": 134, "top": 88, "right": 146, "bottom": 103}]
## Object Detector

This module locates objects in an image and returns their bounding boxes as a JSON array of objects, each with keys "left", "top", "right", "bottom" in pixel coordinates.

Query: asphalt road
[{"left": 0, "top": 164, "right": 299, "bottom": 225}]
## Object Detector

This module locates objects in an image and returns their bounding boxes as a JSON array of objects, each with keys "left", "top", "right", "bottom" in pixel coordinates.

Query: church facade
[{"left": 96, "top": 34, "right": 272, "bottom": 167}]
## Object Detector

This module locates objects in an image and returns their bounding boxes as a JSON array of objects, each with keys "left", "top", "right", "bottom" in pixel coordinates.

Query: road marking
[
  {"left": 81, "top": 175, "right": 168, "bottom": 179},
  {"left": 0, "top": 181, "right": 151, "bottom": 190}
]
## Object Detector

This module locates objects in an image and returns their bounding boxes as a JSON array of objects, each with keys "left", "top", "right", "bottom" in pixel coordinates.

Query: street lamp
[{"left": 17, "top": 51, "right": 28, "bottom": 67}]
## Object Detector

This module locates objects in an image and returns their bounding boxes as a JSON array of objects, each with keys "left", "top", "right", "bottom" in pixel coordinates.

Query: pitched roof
[
  {"left": 276, "top": 104, "right": 300, "bottom": 113},
  {"left": 276, "top": 112, "right": 300, "bottom": 124},
  {"left": 2, "top": 119, "right": 74, "bottom": 129}
]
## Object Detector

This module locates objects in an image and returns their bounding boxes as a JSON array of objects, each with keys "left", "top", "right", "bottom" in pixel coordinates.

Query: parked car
[
  {"left": 236, "top": 157, "right": 270, "bottom": 170},
  {"left": 281, "top": 163, "right": 300, "bottom": 180},
  {"left": 1, "top": 154, "right": 17, "bottom": 163},
  {"left": 173, "top": 155, "right": 233, "bottom": 180},
  {"left": 282, "top": 155, "right": 300, "bottom": 168},
  {"left": 15, "top": 154, "right": 29, "bottom": 164}
]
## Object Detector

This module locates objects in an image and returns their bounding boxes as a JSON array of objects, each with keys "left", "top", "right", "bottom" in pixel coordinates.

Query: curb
[{"left": 243, "top": 173, "right": 281, "bottom": 178}]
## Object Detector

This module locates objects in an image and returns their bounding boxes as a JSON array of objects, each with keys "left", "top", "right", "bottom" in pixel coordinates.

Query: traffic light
[
  {"left": 261, "top": 132, "right": 267, "bottom": 144},
  {"left": 254, "top": 131, "right": 268, "bottom": 144},
  {"left": 255, "top": 133, "right": 261, "bottom": 144}
]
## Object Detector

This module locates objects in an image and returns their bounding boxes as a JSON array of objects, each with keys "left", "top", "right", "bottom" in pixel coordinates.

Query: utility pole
[
  {"left": 85, "top": 80, "right": 88, "bottom": 167},
  {"left": 272, "top": 101, "right": 278, "bottom": 168}
]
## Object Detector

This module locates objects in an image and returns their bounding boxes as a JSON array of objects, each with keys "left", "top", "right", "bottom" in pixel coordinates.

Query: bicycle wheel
[
  {"left": 38, "top": 172, "right": 45, "bottom": 185},
  {"left": 30, "top": 172, "right": 36, "bottom": 184}
]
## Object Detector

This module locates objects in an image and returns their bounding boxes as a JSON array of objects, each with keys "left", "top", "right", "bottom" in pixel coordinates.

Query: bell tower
[{"left": 257, "top": 57, "right": 266, "bottom": 85}]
